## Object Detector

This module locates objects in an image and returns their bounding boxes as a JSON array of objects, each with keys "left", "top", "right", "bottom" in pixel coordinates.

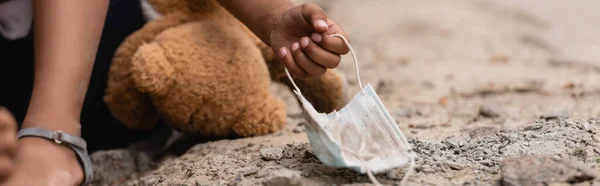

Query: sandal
[{"left": 17, "top": 127, "right": 93, "bottom": 186}]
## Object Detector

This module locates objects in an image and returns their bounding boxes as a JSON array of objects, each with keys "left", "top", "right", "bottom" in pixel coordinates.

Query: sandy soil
[{"left": 90, "top": 0, "right": 600, "bottom": 185}]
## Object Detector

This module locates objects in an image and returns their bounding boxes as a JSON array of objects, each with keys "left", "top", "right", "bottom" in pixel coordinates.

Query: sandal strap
[{"left": 17, "top": 127, "right": 93, "bottom": 186}]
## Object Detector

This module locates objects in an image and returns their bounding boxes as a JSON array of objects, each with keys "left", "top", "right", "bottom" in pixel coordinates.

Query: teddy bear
[{"left": 103, "top": 0, "right": 350, "bottom": 139}]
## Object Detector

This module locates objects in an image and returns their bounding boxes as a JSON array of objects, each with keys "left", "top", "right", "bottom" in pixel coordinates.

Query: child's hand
[
  {"left": 269, "top": 3, "right": 350, "bottom": 78},
  {"left": 0, "top": 107, "right": 16, "bottom": 183}
]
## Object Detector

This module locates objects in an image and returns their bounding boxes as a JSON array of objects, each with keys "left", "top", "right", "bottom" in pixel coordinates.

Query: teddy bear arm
[{"left": 131, "top": 42, "right": 175, "bottom": 96}]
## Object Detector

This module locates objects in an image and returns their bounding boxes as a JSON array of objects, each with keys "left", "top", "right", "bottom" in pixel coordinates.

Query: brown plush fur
[{"left": 104, "top": 0, "right": 349, "bottom": 138}]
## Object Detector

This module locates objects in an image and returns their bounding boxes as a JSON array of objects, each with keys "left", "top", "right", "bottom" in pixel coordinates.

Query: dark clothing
[{"left": 0, "top": 0, "right": 165, "bottom": 153}]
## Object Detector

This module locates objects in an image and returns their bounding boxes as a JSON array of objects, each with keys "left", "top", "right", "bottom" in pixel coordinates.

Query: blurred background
[{"left": 291, "top": 0, "right": 600, "bottom": 140}]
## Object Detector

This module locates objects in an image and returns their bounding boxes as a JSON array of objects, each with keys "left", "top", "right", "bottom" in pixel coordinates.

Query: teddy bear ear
[{"left": 131, "top": 42, "right": 175, "bottom": 96}]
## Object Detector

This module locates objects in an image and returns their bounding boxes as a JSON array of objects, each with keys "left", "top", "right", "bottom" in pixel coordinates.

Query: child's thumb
[{"left": 301, "top": 3, "right": 328, "bottom": 32}]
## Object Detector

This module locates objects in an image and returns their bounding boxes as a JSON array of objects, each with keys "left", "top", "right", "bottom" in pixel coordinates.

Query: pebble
[
  {"left": 260, "top": 147, "right": 284, "bottom": 160},
  {"left": 292, "top": 127, "right": 304, "bottom": 133},
  {"left": 237, "top": 167, "right": 259, "bottom": 176},
  {"left": 195, "top": 180, "right": 213, "bottom": 186},
  {"left": 524, "top": 123, "right": 543, "bottom": 131},
  {"left": 445, "top": 161, "right": 467, "bottom": 170},
  {"left": 386, "top": 169, "right": 405, "bottom": 180},
  {"left": 395, "top": 108, "right": 413, "bottom": 117},
  {"left": 255, "top": 169, "right": 269, "bottom": 178},
  {"left": 419, "top": 165, "right": 436, "bottom": 174},
  {"left": 442, "top": 137, "right": 465, "bottom": 149},
  {"left": 479, "top": 103, "right": 504, "bottom": 118},
  {"left": 262, "top": 168, "right": 303, "bottom": 186},
  {"left": 540, "top": 108, "right": 570, "bottom": 120}
]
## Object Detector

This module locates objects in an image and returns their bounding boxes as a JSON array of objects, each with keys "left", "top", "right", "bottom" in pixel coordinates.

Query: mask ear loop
[{"left": 284, "top": 34, "right": 364, "bottom": 99}]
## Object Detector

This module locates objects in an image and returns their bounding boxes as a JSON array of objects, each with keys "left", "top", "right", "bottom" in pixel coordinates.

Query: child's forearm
[
  {"left": 217, "top": 0, "right": 294, "bottom": 45},
  {"left": 22, "top": 0, "right": 109, "bottom": 136}
]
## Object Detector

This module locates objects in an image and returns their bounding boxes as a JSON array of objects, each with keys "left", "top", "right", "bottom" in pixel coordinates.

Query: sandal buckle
[{"left": 51, "top": 130, "right": 64, "bottom": 144}]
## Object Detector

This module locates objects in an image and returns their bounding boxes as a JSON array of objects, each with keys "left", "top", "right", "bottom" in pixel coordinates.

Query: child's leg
[
  {"left": 0, "top": 0, "right": 167, "bottom": 153},
  {"left": 79, "top": 0, "right": 170, "bottom": 153}
]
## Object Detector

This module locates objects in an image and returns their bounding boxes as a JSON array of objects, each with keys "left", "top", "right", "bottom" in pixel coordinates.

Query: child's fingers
[
  {"left": 0, "top": 155, "right": 13, "bottom": 182},
  {"left": 0, "top": 107, "right": 16, "bottom": 134},
  {"left": 291, "top": 42, "right": 327, "bottom": 76},
  {"left": 0, "top": 133, "right": 16, "bottom": 158},
  {"left": 313, "top": 32, "right": 351, "bottom": 55},
  {"left": 278, "top": 47, "right": 309, "bottom": 78},
  {"left": 300, "top": 2, "right": 329, "bottom": 32},
  {"left": 0, "top": 107, "right": 16, "bottom": 158},
  {"left": 300, "top": 36, "right": 340, "bottom": 68},
  {"left": 0, "top": 107, "right": 15, "bottom": 182}
]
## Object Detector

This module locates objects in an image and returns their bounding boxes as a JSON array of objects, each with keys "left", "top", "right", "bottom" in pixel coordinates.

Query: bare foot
[
  {"left": 0, "top": 127, "right": 83, "bottom": 186},
  {"left": 0, "top": 107, "right": 16, "bottom": 183}
]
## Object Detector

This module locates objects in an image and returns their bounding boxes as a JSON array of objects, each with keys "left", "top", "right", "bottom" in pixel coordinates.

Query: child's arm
[{"left": 217, "top": 0, "right": 350, "bottom": 78}]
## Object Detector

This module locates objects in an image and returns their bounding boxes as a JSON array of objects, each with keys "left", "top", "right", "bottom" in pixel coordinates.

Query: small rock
[
  {"left": 418, "top": 165, "right": 436, "bottom": 174},
  {"left": 255, "top": 169, "right": 269, "bottom": 178},
  {"left": 582, "top": 121, "right": 592, "bottom": 131},
  {"left": 480, "top": 166, "right": 499, "bottom": 174},
  {"left": 262, "top": 168, "right": 303, "bottom": 186},
  {"left": 395, "top": 108, "right": 413, "bottom": 117},
  {"left": 480, "top": 159, "right": 494, "bottom": 167},
  {"left": 442, "top": 137, "right": 465, "bottom": 149},
  {"left": 292, "top": 127, "right": 304, "bottom": 133},
  {"left": 501, "top": 155, "right": 597, "bottom": 186},
  {"left": 479, "top": 103, "right": 504, "bottom": 118},
  {"left": 238, "top": 167, "right": 259, "bottom": 176},
  {"left": 592, "top": 135, "right": 600, "bottom": 142},
  {"left": 523, "top": 123, "right": 543, "bottom": 131},
  {"left": 445, "top": 161, "right": 466, "bottom": 170},
  {"left": 196, "top": 180, "right": 213, "bottom": 186},
  {"left": 260, "top": 147, "right": 284, "bottom": 160},
  {"left": 386, "top": 169, "right": 406, "bottom": 180},
  {"left": 540, "top": 108, "right": 570, "bottom": 120}
]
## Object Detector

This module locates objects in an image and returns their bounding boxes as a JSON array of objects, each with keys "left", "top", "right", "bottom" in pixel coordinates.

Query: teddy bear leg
[
  {"left": 294, "top": 69, "right": 350, "bottom": 113},
  {"left": 263, "top": 53, "right": 349, "bottom": 113},
  {"left": 270, "top": 68, "right": 349, "bottom": 113},
  {"left": 232, "top": 96, "right": 287, "bottom": 137}
]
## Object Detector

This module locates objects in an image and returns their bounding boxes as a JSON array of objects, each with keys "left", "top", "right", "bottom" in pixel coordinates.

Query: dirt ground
[{"left": 90, "top": 0, "right": 600, "bottom": 185}]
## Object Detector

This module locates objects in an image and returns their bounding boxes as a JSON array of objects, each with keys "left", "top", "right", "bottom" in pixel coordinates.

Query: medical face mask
[{"left": 284, "top": 34, "right": 417, "bottom": 185}]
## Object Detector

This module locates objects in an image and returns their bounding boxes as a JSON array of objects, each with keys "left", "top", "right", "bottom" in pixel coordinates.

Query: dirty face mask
[{"left": 284, "top": 34, "right": 417, "bottom": 185}]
